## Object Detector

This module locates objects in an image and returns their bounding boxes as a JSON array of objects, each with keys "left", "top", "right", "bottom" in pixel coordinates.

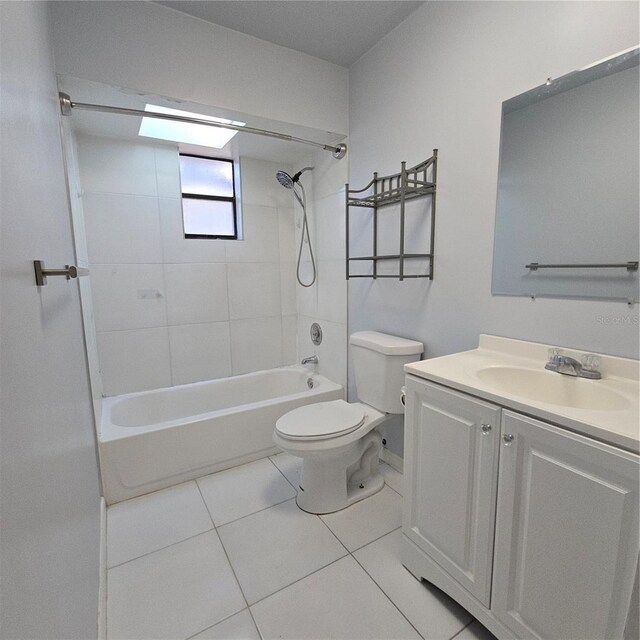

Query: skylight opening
[{"left": 138, "top": 104, "right": 245, "bottom": 148}]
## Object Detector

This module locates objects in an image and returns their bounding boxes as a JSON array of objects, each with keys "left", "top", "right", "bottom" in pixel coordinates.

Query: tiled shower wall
[
  {"left": 76, "top": 134, "right": 298, "bottom": 396},
  {"left": 295, "top": 148, "right": 348, "bottom": 388}
]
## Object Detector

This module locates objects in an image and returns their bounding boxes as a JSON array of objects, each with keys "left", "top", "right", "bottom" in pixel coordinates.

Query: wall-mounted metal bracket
[{"left": 34, "top": 260, "right": 89, "bottom": 286}]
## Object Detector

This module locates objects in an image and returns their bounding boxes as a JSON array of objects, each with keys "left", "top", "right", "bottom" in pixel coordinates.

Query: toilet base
[
  {"left": 294, "top": 430, "right": 384, "bottom": 514},
  {"left": 297, "top": 471, "right": 385, "bottom": 515}
]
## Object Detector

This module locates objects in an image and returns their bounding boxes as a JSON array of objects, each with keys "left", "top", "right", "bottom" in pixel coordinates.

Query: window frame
[{"left": 179, "top": 154, "right": 238, "bottom": 240}]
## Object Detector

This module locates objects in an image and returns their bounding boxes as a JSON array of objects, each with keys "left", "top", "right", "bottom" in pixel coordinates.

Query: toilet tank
[{"left": 350, "top": 331, "right": 424, "bottom": 414}]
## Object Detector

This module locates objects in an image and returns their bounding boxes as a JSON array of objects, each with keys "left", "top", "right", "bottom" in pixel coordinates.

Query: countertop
[{"left": 405, "top": 335, "right": 640, "bottom": 453}]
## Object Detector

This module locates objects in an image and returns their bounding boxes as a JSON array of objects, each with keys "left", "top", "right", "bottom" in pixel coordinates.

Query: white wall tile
[
  {"left": 84, "top": 192, "right": 162, "bottom": 264},
  {"left": 91, "top": 264, "right": 167, "bottom": 332},
  {"left": 227, "top": 262, "right": 281, "bottom": 320},
  {"left": 316, "top": 319, "right": 347, "bottom": 387},
  {"left": 159, "top": 198, "right": 227, "bottom": 264},
  {"left": 77, "top": 135, "right": 157, "bottom": 196},
  {"left": 98, "top": 327, "right": 171, "bottom": 396},
  {"left": 282, "top": 315, "right": 297, "bottom": 365},
  {"left": 164, "top": 263, "right": 229, "bottom": 325},
  {"left": 296, "top": 273, "right": 317, "bottom": 317},
  {"left": 230, "top": 317, "right": 283, "bottom": 375},
  {"left": 317, "top": 260, "right": 347, "bottom": 324},
  {"left": 308, "top": 151, "right": 348, "bottom": 202},
  {"left": 225, "top": 205, "right": 279, "bottom": 262},
  {"left": 278, "top": 207, "right": 296, "bottom": 263},
  {"left": 315, "top": 191, "right": 346, "bottom": 262},
  {"left": 154, "top": 145, "right": 182, "bottom": 198},
  {"left": 169, "top": 322, "right": 232, "bottom": 385},
  {"left": 296, "top": 315, "right": 317, "bottom": 364},
  {"left": 239, "top": 157, "right": 293, "bottom": 208},
  {"left": 280, "top": 263, "right": 297, "bottom": 316}
]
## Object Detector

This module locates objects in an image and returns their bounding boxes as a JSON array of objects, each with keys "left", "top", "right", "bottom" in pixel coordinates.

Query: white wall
[
  {"left": 49, "top": 0, "right": 348, "bottom": 135},
  {"left": 295, "top": 148, "right": 349, "bottom": 387},
  {"left": 348, "top": 1, "right": 639, "bottom": 457},
  {"left": 0, "top": 2, "right": 102, "bottom": 637},
  {"left": 75, "top": 134, "right": 298, "bottom": 395},
  {"left": 348, "top": 1, "right": 639, "bottom": 359}
]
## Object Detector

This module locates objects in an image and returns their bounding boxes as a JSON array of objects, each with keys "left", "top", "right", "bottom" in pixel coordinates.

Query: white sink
[
  {"left": 404, "top": 335, "right": 639, "bottom": 453},
  {"left": 476, "top": 366, "right": 631, "bottom": 411}
]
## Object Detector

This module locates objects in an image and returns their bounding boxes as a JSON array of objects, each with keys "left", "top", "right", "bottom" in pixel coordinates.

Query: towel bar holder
[{"left": 34, "top": 260, "right": 89, "bottom": 286}]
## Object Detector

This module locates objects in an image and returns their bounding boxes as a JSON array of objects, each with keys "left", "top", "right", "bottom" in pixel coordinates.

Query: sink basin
[{"left": 476, "top": 366, "right": 631, "bottom": 411}]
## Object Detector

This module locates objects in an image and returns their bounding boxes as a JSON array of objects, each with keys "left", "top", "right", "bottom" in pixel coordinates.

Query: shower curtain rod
[{"left": 58, "top": 92, "right": 347, "bottom": 159}]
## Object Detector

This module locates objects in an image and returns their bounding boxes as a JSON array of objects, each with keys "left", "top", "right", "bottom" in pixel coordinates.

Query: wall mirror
[{"left": 492, "top": 47, "right": 639, "bottom": 303}]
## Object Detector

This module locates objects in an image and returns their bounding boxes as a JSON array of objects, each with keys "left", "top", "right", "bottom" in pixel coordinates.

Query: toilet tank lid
[{"left": 350, "top": 331, "right": 423, "bottom": 356}]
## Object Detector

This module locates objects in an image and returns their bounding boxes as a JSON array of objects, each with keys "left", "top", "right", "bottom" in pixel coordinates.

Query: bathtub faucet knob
[{"left": 301, "top": 355, "right": 318, "bottom": 365}]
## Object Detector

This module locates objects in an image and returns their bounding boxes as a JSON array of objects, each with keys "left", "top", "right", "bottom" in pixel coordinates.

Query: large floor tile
[
  {"left": 250, "top": 556, "right": 421, "bottom": 639},
  {"left": 269, "top": 451, "right": 301, "bottom": 488},
  {"left": 197, "top": 458, "right": 296, "bottom": 526},
  {"left": 320, "top": 485, "right": 402, "bottom": 551},
  {"left": 354, "top": 530, "right": 472, "bottom": 639},
  {"left": 380, "top": 461, "right": 404, "bottom": 496},
  {"left": 189, "top": 610, "right": 260, "bottom": 640},
  {"left": 107, "top": 531, "right": 245, "bottom": 640},
  {"left": 107, "top": 481, "right": 213, "bottom": 568},
  {"left": 218, "top": 499, "right": 347, "bottom": 604}
]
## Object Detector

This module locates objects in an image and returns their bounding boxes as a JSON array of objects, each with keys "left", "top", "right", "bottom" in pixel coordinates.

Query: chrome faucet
[
  {"left": 545, "top": 350, "right": 601, "bottom": 379},
  {"left": 301, "top": 355, "right": 318, "bottom": 365}
]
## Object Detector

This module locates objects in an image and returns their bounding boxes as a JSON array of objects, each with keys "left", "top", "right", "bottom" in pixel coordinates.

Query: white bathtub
[{"left": 99, "top": 366, "right": 343, "bottom": 504}]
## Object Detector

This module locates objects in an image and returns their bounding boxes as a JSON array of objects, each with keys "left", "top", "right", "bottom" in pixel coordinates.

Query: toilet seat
[{"left": 275, "top": 400, "right": 365, "bottom": 441}]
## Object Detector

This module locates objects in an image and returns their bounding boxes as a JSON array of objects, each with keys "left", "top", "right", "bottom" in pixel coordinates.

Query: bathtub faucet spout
[{"left": 301, "top": 355, "right": 318, "bottom": 365}]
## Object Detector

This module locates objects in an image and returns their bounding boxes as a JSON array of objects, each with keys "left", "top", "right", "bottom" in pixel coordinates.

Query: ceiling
[{"left": 154, "top": 1, "right": 424, "bottom": 67}]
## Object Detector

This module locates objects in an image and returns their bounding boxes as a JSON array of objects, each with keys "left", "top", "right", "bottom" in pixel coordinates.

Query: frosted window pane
[
  {"left": 179, "top": 156, "right": 234, "bottom": 197},
  {"left": 183, "top": 198, "right": 235, "bottom": 237}
]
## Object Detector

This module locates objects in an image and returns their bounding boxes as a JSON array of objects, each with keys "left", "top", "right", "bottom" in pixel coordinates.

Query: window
[{"left": 179, "top": 155, "right": 238, "bottom": 239}]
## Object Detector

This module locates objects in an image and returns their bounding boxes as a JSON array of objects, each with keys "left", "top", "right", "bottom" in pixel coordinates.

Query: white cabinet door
[
  {"left": 493, "top": 411, "right": 640, "bottom": 640},
  {"left": 403, "top": 377, "right": 501, "bottom": 606}
]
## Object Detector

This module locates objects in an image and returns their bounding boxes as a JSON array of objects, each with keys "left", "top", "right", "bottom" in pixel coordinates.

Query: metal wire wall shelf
[{"left": 346, "top": 150, "right": 437, "bottom": 281}]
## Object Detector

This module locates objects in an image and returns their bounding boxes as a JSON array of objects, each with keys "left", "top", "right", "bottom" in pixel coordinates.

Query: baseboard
[
  {"left": 380, "top": 448, "right": 404, "bottom": 473},
  {"left": 98, "top": 497, "right": 107, "bottom": 640}
]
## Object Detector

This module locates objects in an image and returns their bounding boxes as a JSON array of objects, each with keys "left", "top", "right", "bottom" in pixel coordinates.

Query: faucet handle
[
  {"left": 581, "top": 353, "right": 601, "bottom": 372},
  {"left": 547, "top": 348, "right": 563, "bottom": 361}
]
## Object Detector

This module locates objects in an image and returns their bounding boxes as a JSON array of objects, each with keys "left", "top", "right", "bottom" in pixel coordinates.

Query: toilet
[{"left": 273, "top": 331, "right": 423, "bottom": 514}]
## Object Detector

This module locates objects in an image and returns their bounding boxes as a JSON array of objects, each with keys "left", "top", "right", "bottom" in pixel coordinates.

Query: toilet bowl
[{"left": 273, "top": 331, "right": 423, "bottom": 514}]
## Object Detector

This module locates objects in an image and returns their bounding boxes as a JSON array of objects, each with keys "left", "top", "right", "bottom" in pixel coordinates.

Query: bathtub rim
[{"left": 100, "top": 365, "right": 341, "bottom": 442}]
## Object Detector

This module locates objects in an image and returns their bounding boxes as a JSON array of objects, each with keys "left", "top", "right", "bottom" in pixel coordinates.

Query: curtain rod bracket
[{"left": 59, "top": 92, "right": 73, "bottom": 116}]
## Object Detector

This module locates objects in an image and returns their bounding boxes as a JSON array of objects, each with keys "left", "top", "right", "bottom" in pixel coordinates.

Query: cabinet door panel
[
  {"left": 403, "top": 377, "right": 501, "bottom": 607},
  {"left": 493, "top": 411, "right": 639, "bottom": 640}
]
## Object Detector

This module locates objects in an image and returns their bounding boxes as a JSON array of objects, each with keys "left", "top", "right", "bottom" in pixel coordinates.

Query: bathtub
[{"left": 99, "top": 366, "right": 343, "bottom": 504}]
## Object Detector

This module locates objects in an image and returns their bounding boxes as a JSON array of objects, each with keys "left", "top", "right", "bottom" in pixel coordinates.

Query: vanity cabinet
[
  {"left": 403, "top": 375, "right": 640, "bottom": 640},
  {"left": 402, "top": 379, "right": 501, "bottom": 607}
]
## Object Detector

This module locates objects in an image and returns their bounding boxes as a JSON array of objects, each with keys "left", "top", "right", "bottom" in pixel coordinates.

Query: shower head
[
  {"left": 276, "top": 171, "right": 295, "bottom": 189},
  {"left": 275, "top": 166, "right": 313, "bottom": 189}
]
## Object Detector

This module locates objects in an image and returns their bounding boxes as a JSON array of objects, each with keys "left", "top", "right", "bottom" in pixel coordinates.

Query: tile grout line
[
  {"left": 183, "top": 608, "right": 254, "bottom": 640},
  {"left": 215, "top": 495, "right": 298, "bottom": 530},
  {"left": 350, "top": 551, "right": 425, "bottom": 640},
  {"left": 267, "top": 454, "right": 298, "bottom": 490},
  {"left": 449, "top": 620, "right": 474, "bottom": 640},
  {"left": 107, "top": 527, "right": 215, "bottom": 571},
  {"left": 195, "top": 480, "right": 264, "bottom": 640},
  {"left": 248, "top": 554, "right": 348, "bottom": 609}
]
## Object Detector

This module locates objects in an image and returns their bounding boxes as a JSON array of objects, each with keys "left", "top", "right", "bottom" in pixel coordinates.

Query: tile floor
[{"left": 106, "top": 453, "right": 497, "bottom": 640}]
